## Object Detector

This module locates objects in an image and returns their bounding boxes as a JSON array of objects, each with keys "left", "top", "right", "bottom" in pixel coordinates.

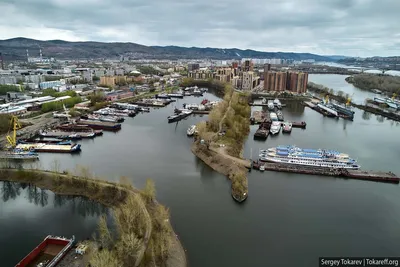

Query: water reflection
[
  {"left": 376, "top": 115, "right": 385, "bottom": 123},
  {"left": 362, "top": 111, "right": 371, "bottom": 120},
  {"left": 282, "top": 101, "right": 305, "bottom": 114},
  {"left": 0, "top": 181, "right": 107, "bottom": 217},
  {"left": 1, "top": 181, "right": 22, "bottom": 202}
]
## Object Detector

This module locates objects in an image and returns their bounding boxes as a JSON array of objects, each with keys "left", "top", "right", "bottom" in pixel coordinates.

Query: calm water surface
[{"left": 2, "top": 91, "right": 400, "bottom": 266}]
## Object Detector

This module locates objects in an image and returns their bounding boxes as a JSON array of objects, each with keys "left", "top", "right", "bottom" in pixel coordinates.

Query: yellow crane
[
  {"left": 324, "top": 94, "right": 330, "bottom": 104},
  {"left": 345, "top": 93, "right": 354, "bottom": 107},
  {"left": 6, "top": 115, "right": 21, "bottom": 148}
]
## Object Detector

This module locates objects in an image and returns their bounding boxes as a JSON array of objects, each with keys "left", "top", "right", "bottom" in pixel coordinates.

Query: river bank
[
  {"left": 0, "top": 167, "right": 187, "bottom": 267},
  {"left": 191, "top": 84, "right": 251, "bottom": 202},
  {"left": 345, "top": 73, "right": 400, "bottom": 94}
]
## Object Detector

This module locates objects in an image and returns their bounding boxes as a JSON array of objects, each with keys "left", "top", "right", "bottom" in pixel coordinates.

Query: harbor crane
[{"left": 6, "top": 115, "right": 21, "bottom": 148}]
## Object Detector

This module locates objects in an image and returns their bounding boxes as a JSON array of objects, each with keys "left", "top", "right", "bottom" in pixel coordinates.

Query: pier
[
  {"left": 249, "top": 103, "right": 287, "bottom": 107},
  {"left": 253, "top": 162, "right": 400, "bottom": 184}
]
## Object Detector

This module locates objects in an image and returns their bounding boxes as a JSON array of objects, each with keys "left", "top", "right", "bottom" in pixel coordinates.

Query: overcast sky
[{"left": 0, "top": 0, "right": 399, "bottom": 57}]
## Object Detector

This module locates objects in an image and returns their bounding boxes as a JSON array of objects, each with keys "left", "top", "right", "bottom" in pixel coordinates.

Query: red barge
[{"left": 16, "top": 235, "right": 75, "bottom": 267}]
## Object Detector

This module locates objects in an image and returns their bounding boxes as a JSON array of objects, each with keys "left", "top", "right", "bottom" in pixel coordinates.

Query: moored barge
[
  {"left": 16, "top": 235, "right": 75, "bottom": 267},
  {"left": 16, "top": 143, "right": 81, "bottom": 153},
  {"left": 77, "top": 119, "right": 121, "bottom": 131}
]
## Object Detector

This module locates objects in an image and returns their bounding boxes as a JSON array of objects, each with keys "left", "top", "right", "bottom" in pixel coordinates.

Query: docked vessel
[
  {"left": 276, "top": 110, "right": 284, "bottom": 121},
  {"left": 331, "top": 103, "right": 355, "bottom": 120},
  {"left": 156, "top": 93, "right": 170, "bottom": 99},
  {"left": 187, "top": 125, "right": 197, "bottom": 136},
  {"left": 167, "top": 93, "right": 184, "bottom": 98},
  {"left": 57, "top": 124, "right": 103, "bottom": 136},
  {"left": 168, "top": 110, "right": 193, "bottom": 123},
  {"left": 16, "top": 235, "right": 75, "bottom": 267},
  {"left": 269, "top": 112, "right": 278, "bottom": 121},
  {"left": 16, "top": 143, "right": 81, "bottom": 153},
  {"left": 269, "top": 121, "right": 281, "bottom": 135},
  {"left": 262, "top": 98, "right": 267, "bottom": 104},
  {"left": 267, "top": 100, "right": 275, "bottom": 110},
  {"left": 282, "top": 122, "right": 292, "bottom": 133},
  {"left": 0, "top": 150, "right": 39, "bottom": 161},
  {"left": 273, "top": 98, "right": 282, "bottom": 109},
  {"left": 259, "top": 146, "right": 359, "bottom": 169},
  {"left": 266, "top": 145, "right": 350, "bottom": 158},
  {"left": 192, "top": 88, "right": 203, "bottom": 96},
  {"left": 316, "top": 103, "right": 338, "bottom": 117},
  {"left": 77, "top": 119, "right": 121, "bottom": 131},
  {"left": 18, "top": 139, "right": 72, "bottom": 146},
  {"left": 40, "top": 129, "right": 95, "bottom": 139}
]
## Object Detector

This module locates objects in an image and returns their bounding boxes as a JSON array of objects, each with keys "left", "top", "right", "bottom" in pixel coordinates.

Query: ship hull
[{"left": 261, "top": 156, "right": 360, "bottom": 169}]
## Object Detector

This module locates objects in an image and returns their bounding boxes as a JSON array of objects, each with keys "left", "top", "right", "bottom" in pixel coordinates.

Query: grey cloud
[{"left": 0, "top": 0, "right": 399, "bottom": 57}]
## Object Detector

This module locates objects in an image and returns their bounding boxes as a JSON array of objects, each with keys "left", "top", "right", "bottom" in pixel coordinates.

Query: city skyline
[{"left": 0, "top": 0, "right": 399, "bottom": 57}]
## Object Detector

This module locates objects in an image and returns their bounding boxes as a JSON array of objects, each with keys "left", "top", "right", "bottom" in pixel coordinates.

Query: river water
[{"left": 2, "top": 88, "right": 400, "bottom": 267}]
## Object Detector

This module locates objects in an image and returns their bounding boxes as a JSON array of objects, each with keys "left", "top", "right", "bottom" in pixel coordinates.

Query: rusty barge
[
  {"left": 16, "top": 235, "right": 75, "bottom": 267},
  {"left": 253, "top": 162, "right": 399, "bottom": 184}
]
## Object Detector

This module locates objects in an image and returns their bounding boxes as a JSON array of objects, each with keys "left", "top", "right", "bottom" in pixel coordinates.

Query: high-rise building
[
  {"left": 263, "top": 63, "right": 308, "bottom": 93},
  {"left": 0, "top": 52, "right": 4, "bottom": 70},
  {"left": 242, "top": 60, "right": 254, "bottom": 72},
  {"left": 188, "top": 63, "right": 200, "bottom": 72}
]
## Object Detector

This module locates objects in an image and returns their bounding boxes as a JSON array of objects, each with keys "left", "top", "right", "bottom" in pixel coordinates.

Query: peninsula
[{"left": 187, "top": 79, "right": 251, "bottom": 202}]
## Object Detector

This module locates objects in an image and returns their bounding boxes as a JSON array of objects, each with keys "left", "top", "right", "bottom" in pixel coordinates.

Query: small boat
[
  {"left": 267, "top": 100, "right": 275, "bottom": 110},
  {"left": 192, "top": 88, "right": 203, "bottom": 96},
  {"left": 273, "top": 98, "right": 282, "bottom": 109},
  {"left": 259, "top": 165, "right": 265, "bottom": 172},
  {"left": 201, "top": 99, "right": 209, "bottom": 105},
  {"left": 269, "top": 121, "right": 281, "bottom": 135},
  {"left": 187, "top": 125, "right": 197, "bottom": 136},
  {"left": 156, "top": 93, "right": 170, "bottom": 99},
  {"left": 276, "top": 110, "right": 284, "bottom": 121},
  {"left": 15, "top": 235, "right": 75, "bottom": 267},
  {"left": 137, "top": 107, "right": 150, "bottom": 112},
  {"left": 282, "top": 122, "right": 292, "bottom": 133},
  {"left": 183, "top": 92, "right": 192, "bottom": 96},
  {"left": 167, "top": 93, "right": 184, "bottom": 98},
  {"left": 269, "top": 112, "right": 278, "bottom": 121}
]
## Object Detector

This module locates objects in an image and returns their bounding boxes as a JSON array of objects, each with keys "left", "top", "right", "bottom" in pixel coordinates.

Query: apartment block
[
  {"left": 241, "top": 71, "right": 260, "bottom": 91},
  {"left": 263, "top": 64, "right": 308, "bottom": 94}
]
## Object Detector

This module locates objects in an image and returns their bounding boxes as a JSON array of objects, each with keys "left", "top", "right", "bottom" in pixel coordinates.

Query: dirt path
[{"left": 210, "top": 146, "right": 251, "bottom": 168}]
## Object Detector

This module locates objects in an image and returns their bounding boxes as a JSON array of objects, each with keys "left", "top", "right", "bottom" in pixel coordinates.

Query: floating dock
[{"left": 254, "top": 162, "right": 400, "bottom": 184}]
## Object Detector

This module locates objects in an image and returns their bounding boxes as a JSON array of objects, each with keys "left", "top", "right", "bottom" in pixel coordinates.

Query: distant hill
[{"left": 0, "top": 37, "right": 335, "bottom": 61}]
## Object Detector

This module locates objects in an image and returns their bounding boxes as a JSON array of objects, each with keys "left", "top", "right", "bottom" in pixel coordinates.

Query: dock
[
  {"left": 254, "top": 162, "right": 400, "bottom": 184},
  {"left": 250, "top": 110, "right": 269, "bottom": 124}
]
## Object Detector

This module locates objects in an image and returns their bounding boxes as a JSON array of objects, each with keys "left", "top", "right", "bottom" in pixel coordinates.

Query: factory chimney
[{"left": 0, "top": 52, "right": 4, "bottom": 70}]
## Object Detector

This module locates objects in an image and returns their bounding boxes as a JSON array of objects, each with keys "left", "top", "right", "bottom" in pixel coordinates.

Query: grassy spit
[{"left": 191, "top": 83, "right": 251, "bottom": 202}]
